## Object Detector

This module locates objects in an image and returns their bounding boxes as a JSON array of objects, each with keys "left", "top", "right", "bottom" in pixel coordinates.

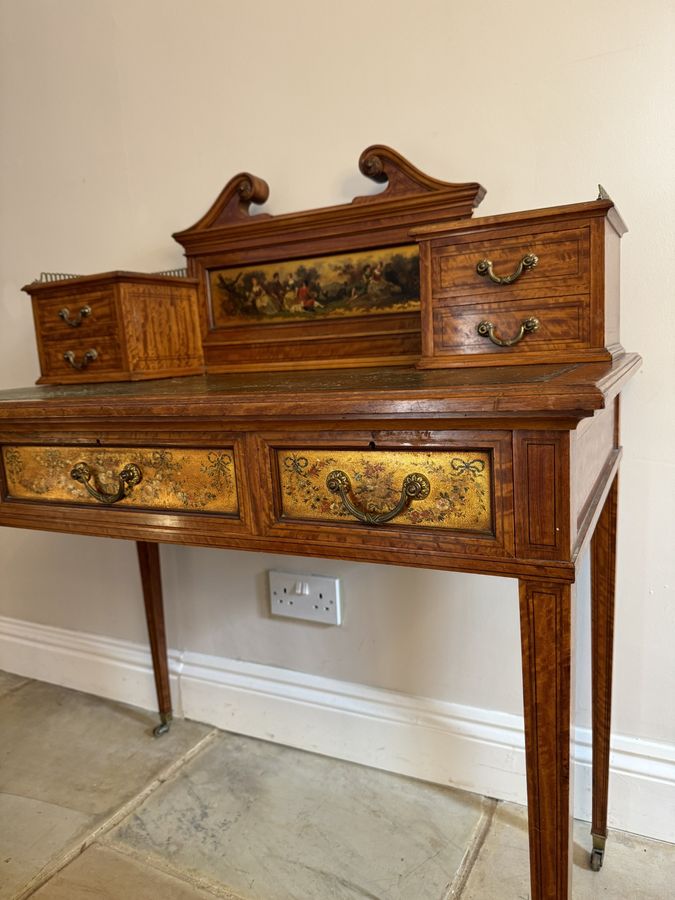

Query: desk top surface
[{"left": 0, "top": 354, "right": 641, "bottom": 422}]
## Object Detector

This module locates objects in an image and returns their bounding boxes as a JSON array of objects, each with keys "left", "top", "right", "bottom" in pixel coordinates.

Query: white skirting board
[{"left": 0, "top": 613, "right": 673, "bottom": 844}]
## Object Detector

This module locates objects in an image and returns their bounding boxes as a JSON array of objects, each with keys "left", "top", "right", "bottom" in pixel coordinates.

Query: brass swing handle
[
  {"left": 70, "top": 462, "right": 143, "bottom": 504},
  {"left": 326, "top": 469, "right": 430, "bottom": 526},
  {"left": 476, "top": 253, "right": 538, "bottom": 285},
  {"left": 63, "top": 348, "right": 98, "bottom": 370},
  {"left": 477, "top": 316, "right": 540, "bottom": 347},
  {"left": 58, "top": 305, "right": 91, "bottom": 327}
]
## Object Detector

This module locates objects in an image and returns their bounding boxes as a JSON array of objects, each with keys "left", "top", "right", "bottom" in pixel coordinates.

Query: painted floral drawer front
[
  {"left": 2, "top": 446, "right": 238, "bottom": 514},
  {"left": 278, "top": 449, "right": 491, "bottom": 531}
]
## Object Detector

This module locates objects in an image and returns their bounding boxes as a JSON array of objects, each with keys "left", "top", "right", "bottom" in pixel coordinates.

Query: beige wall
[{"left": 0, "top": 0, "right": 673, "bottom": 745}]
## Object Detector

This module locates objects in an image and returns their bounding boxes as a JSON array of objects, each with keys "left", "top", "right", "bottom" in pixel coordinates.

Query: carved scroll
[
  {"left": 354, "top": 144, "right": 486, "bottom": 206},
  {"left": 180, "top": 172, "right": 271, "bottom": 231}
]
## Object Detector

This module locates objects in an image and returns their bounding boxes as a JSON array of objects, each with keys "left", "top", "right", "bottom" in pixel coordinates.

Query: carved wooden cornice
[{"left": 173, "top": 145, "right": 485, "bottom": 256}]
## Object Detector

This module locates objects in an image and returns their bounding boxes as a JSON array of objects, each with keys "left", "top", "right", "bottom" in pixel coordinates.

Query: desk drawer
[
  {"left": 33, "top": 290, "right": 117, "bottom": 338},
  {"left": 432, "top": 225, "right": 590, "bottom": 303},
  {"left": 40, "top": 336, "right": 124, "bottom": 380},
  {"left": 276, "top": 448, "right": 492, "bottom": 532},
  {"left": 2, "top": 445, "right": 239, "bottom": 515},
  {"left": 435, "top": 295, "right": 589, "bottom": 357}
]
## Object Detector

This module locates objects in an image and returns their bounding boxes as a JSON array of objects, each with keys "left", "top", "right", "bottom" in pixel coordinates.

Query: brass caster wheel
[
  {"left": 152, "top": 714, "right": 172, "bottom": 737},
  {"left": 590, "top": 848, "right": 604, "bottom": 872}
]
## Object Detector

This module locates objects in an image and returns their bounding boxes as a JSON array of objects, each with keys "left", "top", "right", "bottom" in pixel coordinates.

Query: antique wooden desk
[{"left": 0, "top": 355, "right": 640, "bottom": 900}]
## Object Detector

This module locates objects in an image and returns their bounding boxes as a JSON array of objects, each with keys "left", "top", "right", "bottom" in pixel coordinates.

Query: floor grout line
[
  {"left": 442, "top": 796, "right": 498, "bottom": 899},
  {"left": 100, "top": 841, "right": 250, "bottom": 900},
  {"left": 13, "top": 727, "right": 220, "bottom": 900}
]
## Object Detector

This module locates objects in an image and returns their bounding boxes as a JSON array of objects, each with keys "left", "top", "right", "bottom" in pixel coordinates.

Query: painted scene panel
[{"left": 210, "top": 245, "right": 420, "bottom": 327}]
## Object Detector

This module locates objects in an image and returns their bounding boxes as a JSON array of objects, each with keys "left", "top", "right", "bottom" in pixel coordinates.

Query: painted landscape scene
[{"left": 210, "top": 245, "right": 420, "bottom": 327}]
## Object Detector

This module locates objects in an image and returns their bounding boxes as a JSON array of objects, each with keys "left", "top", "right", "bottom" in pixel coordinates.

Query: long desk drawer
[
  {"left": 1, "top": 445, "right": 240, "bottom": 515},
  {"left": 258, "top": 430, "right": 515, "bottom": 560},
  {"left": 277, "top": 448, "right": 492, "bottom": 532}
]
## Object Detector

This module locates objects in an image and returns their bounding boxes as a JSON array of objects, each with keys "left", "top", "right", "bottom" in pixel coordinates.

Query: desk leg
[
  {"left": 590, "top": 475, "right": 618, "bottom": 871},
  {"left": 519, "top": 578, "right": 574, "bottom": 900},
  {"left": 137, "top": 541, "right": 172, "bottom": 737}
]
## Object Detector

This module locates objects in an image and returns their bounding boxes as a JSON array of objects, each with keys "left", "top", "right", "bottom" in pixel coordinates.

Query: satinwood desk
[{"left": 0, "top": 354, "right": 641, "bottom": 900}]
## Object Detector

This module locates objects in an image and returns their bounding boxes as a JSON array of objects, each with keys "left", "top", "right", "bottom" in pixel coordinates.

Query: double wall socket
[{"left": 269, "top": 570, "right": 341, "bottom": 625}]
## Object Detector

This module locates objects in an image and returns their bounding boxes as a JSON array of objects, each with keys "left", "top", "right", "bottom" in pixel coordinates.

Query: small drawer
[
  {"left": 435, "top": 295, "right": 590, "bottom": 357},
  {"left": 431, "top": 225, "right": 590, "bottom": 305},
  {"left": 40, "top": 336, "right": 124, "bottom": 380},
  {"left": 276, "top": 448, "right": 492, "bottom": 532},
  {"left": 34, "top": 291, "right": 117, "bottom": 337},
  {"left": 2, "top": 445, "right": 240, "bottom": 515}
]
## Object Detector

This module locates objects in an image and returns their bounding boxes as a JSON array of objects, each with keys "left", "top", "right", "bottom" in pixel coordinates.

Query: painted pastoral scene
[{"left": 209, "top": 245, "right": 420, "bottom": 327}]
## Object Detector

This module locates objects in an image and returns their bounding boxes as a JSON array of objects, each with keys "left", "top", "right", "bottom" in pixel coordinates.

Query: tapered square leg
[
  {"left": 519, "top": 578, "right": 574, "bottom": 900},
  {"left": 136, "top": 541, "right": 172, "bottom": 736},
  {"left": 590, "top": 475, "right": 619, "bottom": 870}
]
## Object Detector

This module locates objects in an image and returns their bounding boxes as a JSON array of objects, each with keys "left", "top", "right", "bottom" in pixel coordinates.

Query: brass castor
[
  {"left": 590, "top": 845, "right": 605, "bottom": 872},
  {"left": 152, "top": 713, "right": 172, "bottom": 737}
]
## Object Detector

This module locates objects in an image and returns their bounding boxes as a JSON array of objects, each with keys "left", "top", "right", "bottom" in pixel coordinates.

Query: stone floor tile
[
  {"left": 32, "top": 844, "right": 229, "bottom": 899},
  {"left": 0, "top": 680, "right": 212, "bottom": 818},
  {"left": 0, "top": 793, "right": 91, "bottom": 900},
  {"left": 0, "top": 668, "right": 30, "bottom": 698},
  {"left": 460, "top": 800, "right": 675, "bottom": 899},
  {"left": 110, "top": 732, "right": 486, "bottom": 900}
]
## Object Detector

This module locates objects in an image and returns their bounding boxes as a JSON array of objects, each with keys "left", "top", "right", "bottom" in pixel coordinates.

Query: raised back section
[{"left": 173, "top": 145, "right": 485, "bottom": 372}]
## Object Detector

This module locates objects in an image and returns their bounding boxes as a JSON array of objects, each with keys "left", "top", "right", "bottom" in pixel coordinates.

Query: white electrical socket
[{"left": 269, "top": 570, "right": 341, "bottom": 625}]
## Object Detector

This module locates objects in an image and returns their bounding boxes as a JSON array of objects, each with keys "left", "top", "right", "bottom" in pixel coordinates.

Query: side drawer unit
[
  {"left": 24, "top": 271, "right": 204, "bottom": 384},
  {"left": 414, "top": 199, "right": 625, "bottom": 369}
]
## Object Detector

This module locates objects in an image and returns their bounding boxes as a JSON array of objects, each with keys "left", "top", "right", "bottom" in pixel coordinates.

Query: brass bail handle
[
  {"left": 58, "top": 305, "right": 91, "bottom": 327},
  {"left": 326, "top": 469, "right": 430, "bottom": 526},
  {"left": 476, "top": 316, "right": 540, "bottom": 347},
  {"left": 63, "top": 348, "right": 98, "bottom": 370},
  {"left": 476, "top": 253, "right": 538, "bottom": 285},
  {"left": 70, "top": 462, "right": 142, "bottom": 504}
]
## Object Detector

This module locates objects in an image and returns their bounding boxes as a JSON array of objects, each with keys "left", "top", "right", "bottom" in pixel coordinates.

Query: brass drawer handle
[
  {"left": 476, "top": 253, "right": 538, "bottom": 285},
  {"left": 58, "top": 305, "right": 91, "bottom": 327},
  {"left": 477, "top": 316, "right": 540, "bottom": 347},
  {"left": 326, "top": 469, "right": 430, "bottom": 526},
  {"left": 70, "top": 462, "right": 142, "bottom": 504},
  {"left": 63, "top": 348, "right": 98, "bottom": 370}
]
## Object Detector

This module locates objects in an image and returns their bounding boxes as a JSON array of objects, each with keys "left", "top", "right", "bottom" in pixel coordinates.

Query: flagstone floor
[{"left": 1, "top": 670, "right": 672, "bottom": 899}]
